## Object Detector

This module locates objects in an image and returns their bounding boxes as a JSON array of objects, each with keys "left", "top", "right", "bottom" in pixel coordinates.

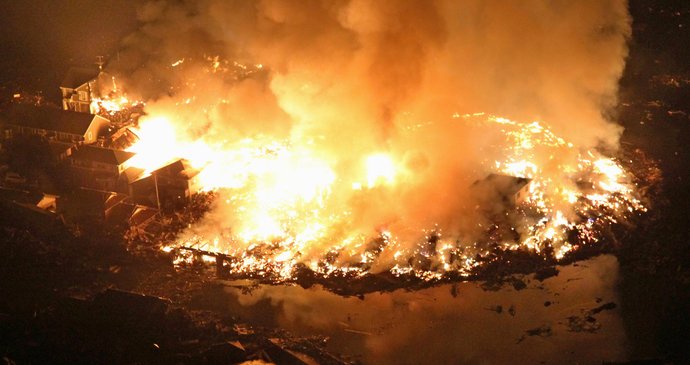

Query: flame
[
  {"left": 365, "top": 153, "right": 396, "bottom": 188},
  {"left": 128, "top": 113, "right": 645, "bottom": 281},
  {"left": 126, "top": 116, "right": 180, "bottom": 172},
  {"left": 91, "top": 95, "right": 144, "bottom": 115}
]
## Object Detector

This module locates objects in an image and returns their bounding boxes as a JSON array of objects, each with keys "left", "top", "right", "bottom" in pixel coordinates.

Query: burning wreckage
[{"left": 0, "top": 61, "right": 650, "bottom": 296}]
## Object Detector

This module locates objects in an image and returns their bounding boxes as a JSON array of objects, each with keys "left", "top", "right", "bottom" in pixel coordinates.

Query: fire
[
  {"left": 365, "top": 153, "right": 396, "bottom": 188},
  {"left": 126, "top": 116, "right": 180, "bottom": 172},
  {"left": 90, "top": 95, "right": 144, "bottom": 116},
  {"left": 593, "top": 158, "right": 629, "bottom": 193},
  {"left": 125, "top": 112, "right": 644, "bottom": 280},
  {"left": 477, "top": 115, "right": 646, "bottom": 260}
]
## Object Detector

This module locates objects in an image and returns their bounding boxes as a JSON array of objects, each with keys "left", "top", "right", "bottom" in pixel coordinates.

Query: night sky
[{"left": 0, "top": 0, "right": 139, "bottom": 92}]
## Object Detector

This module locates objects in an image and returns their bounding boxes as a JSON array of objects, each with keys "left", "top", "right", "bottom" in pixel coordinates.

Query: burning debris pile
[
  {"left": 83, "top": 0, "right": 643, "bottom": 288},
  {"left": 122, "top": 114, "right": 648, "bottom": 292}
]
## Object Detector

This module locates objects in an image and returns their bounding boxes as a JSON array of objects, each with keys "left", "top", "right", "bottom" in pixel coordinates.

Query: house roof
[
  {"left": 106, "top": 203, "right": 137, "bottom": 226},
  {"left": 72, "top": 145, "right": 136, "bottom": 166},
  {"left": 152, "top": 159, "right": 200, "bottom": 179},
  {"left": 104, "top": 193, "right": 128, "bottom": 211},
  {"left": 129, "top": 206, "right": 159, "bottom": 226},
  {"left": 0, "top": 187, "right": 43, "bottom": 205},
  {"left": 36, "top": 194, "right": 58, "bottom": 211},
  {"left": 1, "top": 104, "right": 105, "bottom": 136},
  {"left": 48, "top": 141, "right": 74, "bottom": 155},
  {"left": 109, "top": 127, "right": 140, "bottom": 150},
  {"left": 122, "top": 166, "right": 145, "bottom": 182},
  {"left": 65, "top": 188, "right": 127, "bottom": 210},
  {"left": 61, "top": 67, "right": 99, "bottom": 89}
]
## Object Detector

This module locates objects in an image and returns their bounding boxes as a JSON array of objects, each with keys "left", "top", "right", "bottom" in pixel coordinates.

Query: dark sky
[{"left": 0, "top": 0, "right": 141, "bottom": 93}]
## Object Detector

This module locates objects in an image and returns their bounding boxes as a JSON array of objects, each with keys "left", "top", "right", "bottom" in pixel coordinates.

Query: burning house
[
  {"left": 107, "top": 126, "right": 140, "bottom": 150},
  {"left": 70, "top": 145, "right": 137, "bottom": 192},
  {"left": 59, "top": 63, "right": 130, "bottom": 117},
  {"left": 130, "top": 158, "right": 201, "bottom": 209},
  {"left": 0, "top": 104, "right": 109, "bottom": 144},
  {"left": 59, "top": 66, "right": 100, "bottom": 113}
]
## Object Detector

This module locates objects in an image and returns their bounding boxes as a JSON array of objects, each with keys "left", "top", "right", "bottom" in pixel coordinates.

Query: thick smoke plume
[{"left": 109, "top": 0, "right": 632, "bottom": 269}]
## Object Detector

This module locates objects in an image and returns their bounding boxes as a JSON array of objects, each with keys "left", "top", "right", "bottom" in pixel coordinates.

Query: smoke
[{"left": 110, "top": 1, "right": 632, "bottom": 267}]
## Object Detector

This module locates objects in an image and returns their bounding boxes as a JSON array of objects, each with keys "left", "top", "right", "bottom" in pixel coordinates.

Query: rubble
[
  {"left": 564, "top": 301, "right": 617, "bottom": 334},
  {"left": 516, "top": 325, "right": 553, "bottom": 344},
  {"left": 203, "top": 341, "right": 247, "bottom": 364}
]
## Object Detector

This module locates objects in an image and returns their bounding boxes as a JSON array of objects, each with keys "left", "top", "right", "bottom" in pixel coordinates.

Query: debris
[
  {"left": 534, "top": 266, "right": 559, "bottom": 281},
  {"left": 516, "top": 325, "right": 552, "bottom": 343},
  {"left": 219, "top": 279, "right": 260, "bottom": 288},
  {"left": 590, "top": 302, "right": 617, "bottom": 314},
  {"left": 263, "top": 338, "right": 318, "bottom": 365},
  {"left": 93, "top": 289, "right": 170, "bottom": 318},
  {"left": 342, "top": 328, "right": 372, "bottom": 336},
  {"left": 566, "top": 315, "right": 601, "bottom": 333},
  {"left": 203, "top": 341, "right": 247, "bottom": 364},
  {"left": 511, "top": 278, "right": 528, "bottom": 291},
  {"left": 526, "top": 325, "right": 552, "bottom": 337},
  {"left": 564, "top": 302, "right": 616, "bottom": 333},
  {"left": 486, "top": 305, "right": 503, "bottom": 314}
]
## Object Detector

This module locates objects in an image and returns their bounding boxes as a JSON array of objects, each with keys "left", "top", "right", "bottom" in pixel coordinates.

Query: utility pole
[{"left": 153, "top": 173, "right": 161, "bottom": 211}]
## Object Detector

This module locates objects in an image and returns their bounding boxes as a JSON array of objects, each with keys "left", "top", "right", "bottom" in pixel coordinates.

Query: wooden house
[
  {"left": 130, "top": 159, "right": 201, "bottom": 209},
  {"left": 0, "top": 104, "right": 110, "bottom": 144},
  {"left": 59, "top": 67, "right": 100, "bottom": 113},
  {"left": 57, "top": 188, "right": 130, "bottom": 226},
  {"left": 70, "top": 145, "right": 136, "bottom": 192}
]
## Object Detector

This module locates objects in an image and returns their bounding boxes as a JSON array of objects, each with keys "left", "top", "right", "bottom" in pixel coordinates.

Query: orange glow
[
  {"left": 365, "top": 153, "right": 396, "bottom": 188},
  {"left": 128, "top": 113, "right": 644, "bottom": 280},
  {"left": 126, "top": 116, "right": 184, "bottom": 173},
  {"left": 90, "top": 95, "right": 144, "bottom": 115}
]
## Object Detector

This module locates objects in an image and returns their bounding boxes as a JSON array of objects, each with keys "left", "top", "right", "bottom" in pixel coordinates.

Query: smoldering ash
[{"left": 100, "top": 0, "right": 641, "bottom": 280}]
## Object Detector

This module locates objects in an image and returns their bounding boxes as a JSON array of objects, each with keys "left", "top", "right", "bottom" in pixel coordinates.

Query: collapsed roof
[{"left": 72, "top": 145, "right": 136, "bottom": 166}]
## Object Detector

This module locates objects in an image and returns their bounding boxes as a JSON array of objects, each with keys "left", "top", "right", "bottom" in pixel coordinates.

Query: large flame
[{"left": 121, "top": 111, "right": 644, "bottom": 280}]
